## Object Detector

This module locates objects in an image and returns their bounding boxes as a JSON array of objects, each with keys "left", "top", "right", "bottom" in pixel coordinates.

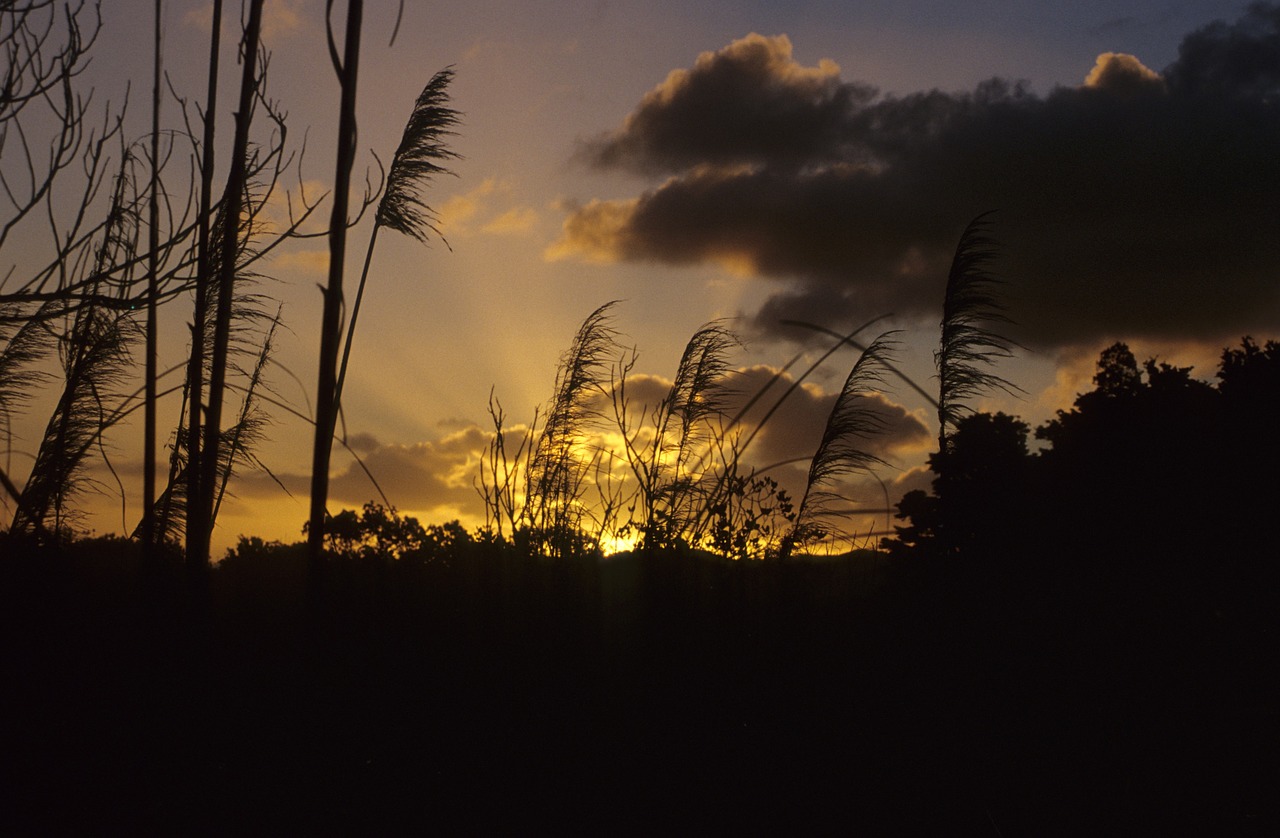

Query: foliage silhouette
[{"left": 893, "top": 336, "right": 1277, "bottom": 565}]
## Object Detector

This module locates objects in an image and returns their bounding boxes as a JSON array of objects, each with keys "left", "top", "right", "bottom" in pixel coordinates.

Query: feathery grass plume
[
  {"left": 149, "top": 305, "right": 281, "bottom": 545},
  {"left": 333, "top": 67, "right": 459, "bottom": 414},
  {"left": 0, "top": 303, "right": 54, "bottom": 508},
  {"left": 688, "top": 316, "right": 890, "bottom": 540},
  {"left": 157, "top": 176, "right": 273, "bottom": 548},
  {"left": 780, "top": 332, "right": 898, "bottom": 559},
  {"left": 375, "top": 67, "right": 460, "bottom": 242},
  {"left": 1, "top": 304, "right": 53, "bottom": 432},
  {"left": 11, "top": 304, "right": 138, "bottom": 542},
  {"left": 212, "top": 306, "right": 280, "bottom": 522},
  {"left": 525, "top": 300, "right": 619, "bottom": 556},
  {"left": 614, "top": 320, "right": 739, "bottom": 549},
  {"left": 8, "top": 140, "right": 146, "bottom": 541},
  {"left": 936, "top": 212, "right": 1022, "bottom": 453}
]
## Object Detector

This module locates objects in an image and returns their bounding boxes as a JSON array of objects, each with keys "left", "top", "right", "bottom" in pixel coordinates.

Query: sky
[{"left": 4, "top": 0, "right": 1278, "bottom": 554}]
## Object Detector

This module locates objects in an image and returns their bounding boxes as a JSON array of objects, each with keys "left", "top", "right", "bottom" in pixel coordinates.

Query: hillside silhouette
[{"left": 3, "top": 338, "right": 1277, "bottom": 832}]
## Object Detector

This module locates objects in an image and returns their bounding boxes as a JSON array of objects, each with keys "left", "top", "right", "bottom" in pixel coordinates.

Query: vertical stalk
[
  {"left": 141, "top": 0, "right": 162, "bottom": 558},
  {"left": 185, "top": 0, "right": 221, "bottom": 566},
  {"left": 200, "top": 0, "right": 263, "bottom": 563},
  {"left": 308, "top": 0, "right": 364, "bottom": 562},
  {"left": 333, "top": 221, "right": 379, "bottom": 409}
]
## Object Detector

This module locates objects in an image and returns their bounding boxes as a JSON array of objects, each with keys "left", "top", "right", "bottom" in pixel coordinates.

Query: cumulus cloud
[
  {"left": 554, "top": 8, "right": 1280, "bottom": 351},
  {"left": 438, "top": 178, "right": 539, "bottom": 237},
  {"left": 579, "top": 33, "right": 866, "bottom": 174},
  {"left": 325, "top": 425, "right": 489, "bottom": 511},
  {"left": 238, "top": 424, "right": 494, "bottom": 522},
  {"left": 1083, "top": 52, "right": 1165, "bottom": 93}
]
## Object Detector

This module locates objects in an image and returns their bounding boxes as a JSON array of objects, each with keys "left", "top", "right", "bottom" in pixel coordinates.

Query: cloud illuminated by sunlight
[
  {"left": 544, "top": 197, "right": 635, "bottom": 263},
  {"left": 184, "top": 0, "right": 309, "bottom": 40},
  {"left": 482, "top": 206, "right": 539, "bottom": 235},
  {"left": 1083, "top": 52, "right": 1164, "bottom": 91},
  {"left": 269, "top": 248, "right": 329, "bottom": 275},
  {"left": 437, "top": 178, "right": 538, "bottom": 237},
  {"left": 564, "top": 8, "right": 1280, "bottom": 352}
]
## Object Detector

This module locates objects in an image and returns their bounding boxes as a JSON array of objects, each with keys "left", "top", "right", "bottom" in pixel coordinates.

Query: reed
[
  {"left": 333, "top": 68, "right": 459, "bottom": 437},
  {"left": 779, "top": 332, "right": 897, "bottom": 559},
  {"left": 936, "top": 213, "right": 1021, "bottom": 454},
  {"left": 612, "top": 320, "right": 739, "bottom": 549}
]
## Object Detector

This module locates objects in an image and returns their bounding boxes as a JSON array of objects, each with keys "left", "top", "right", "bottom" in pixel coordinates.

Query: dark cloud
[
  {"left": 1165, "top": 2, "right": 1280, "bottom": 99},
  {"left": 554, "top": 10, "right": 1280, "bottom": 350},
  {"left": 579, "top": 33, "right": 872, "bottom": 175}
]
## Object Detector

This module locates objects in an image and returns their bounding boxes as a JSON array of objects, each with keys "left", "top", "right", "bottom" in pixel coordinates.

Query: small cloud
[
  {"left": 269, "top": 248, "right": 328, "bottom": 275},
  {"left": 1083, "top": 52, "right": 1165, "bottom": 94},
  {"left": 437, "top": 178, "right": 536, "bottom": 237},
  {"left": 1087, "top": 16, "right": 1140, "bottom": 37},
  {"left": 437, "top": 181, "right": 496, "bottom": 232},
  {"left": 259, "top": 178, "right": 330, "bottom": 238},
  {"left": 261, "top": 0, "right": 307, "bottom": 39},
  {"left": 482, "top": 206, "right": 539, "bottom": 235},
  {"left": 183, "top": 3, "right": 213, "bottom": 32}
]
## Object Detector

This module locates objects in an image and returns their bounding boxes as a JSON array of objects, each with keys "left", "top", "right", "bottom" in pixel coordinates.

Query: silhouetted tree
[
  {"left": 1214, "top": 336, "right": 1280, "bottom": 559},
  {"left": 1036, "top": 343, "right": 1218, "bottom": 559},
  {"left": 888, "top": 411, "right": 1031, "bottom": 559}
]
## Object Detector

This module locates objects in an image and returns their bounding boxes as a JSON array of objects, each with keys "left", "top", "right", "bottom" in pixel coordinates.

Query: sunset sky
[{"left": 6, "top": 0, "right": 1278, "bottom": 554}]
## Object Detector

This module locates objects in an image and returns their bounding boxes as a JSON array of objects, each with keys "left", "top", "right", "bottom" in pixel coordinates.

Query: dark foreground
[{"left": 3, "top": 542, "right": 1276, "bottom": 833}]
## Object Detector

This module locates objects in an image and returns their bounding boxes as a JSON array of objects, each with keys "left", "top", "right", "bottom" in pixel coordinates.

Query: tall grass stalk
[
  {"left": 332, "top": 67, "right": 458, "bottom": 449},
  {"left": 309, "top": 0, "right": 363, "bottom": 562},
  {"left": 526, "top": 301, "right": 618, "bottom": 556},
  {"left": 687, "top": 316, "right": 889, "bottom": 540},
  {"left": 10, "top": 145, "right": 145, "bottom": 542},
  {"left": 779, "top": 332, "right": 897, "bottom": 559},
  {"left": 613, "top": 320, "right": 739, "bottom": 549},
  {"left": 150, "top": 306, "right": 281, "bottom": 545},
  {"left": 185, "top": 0, "right": 222, "bottom": 566},
  {"left": 936, "top": 212, "right": 1021, "bottom": 453},
  {"left": 198, "top": 0, "right": 263, "bottom": 564},
  {"left": 480, "top": 303, "right": 619, "bottom": 557}
]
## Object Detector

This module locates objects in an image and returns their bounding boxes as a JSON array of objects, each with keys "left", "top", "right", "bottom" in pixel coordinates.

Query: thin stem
[
  {"left": 141, "top": 0, "right": 162, "bottom": 556},
  {"left": 200, "top": 0, "right": 263, "bottom": 564},
  {"left": 309, "top": 0, "right": 363, "bottom": 562},
  {"left": 333, "top": 220, "right": 380, "bottom": 415},
  {"left": 185, "top": 0, "right": 221, "bottom": 566}
]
